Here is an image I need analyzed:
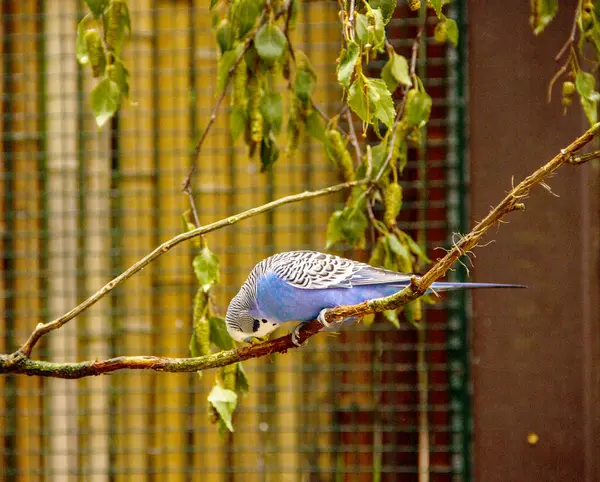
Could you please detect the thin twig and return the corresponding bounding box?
[16,179,369,358]
[3,124,599,377]
[346,108,362,161]
[555,4,580,63]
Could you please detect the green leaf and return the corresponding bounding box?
[230,0,263,39]
[210,0,221,10]
[230,105,247,142]
[85,0,108,17]
[76,17,92,65]
[216,20,234,53]
[355,13,369,46]
[576,71,600,125]
[381,52,411,92]
[401,232,431,263]
[260,132,280,172]
[90,78,121,127]
[576,71,600,100]
[429,0,443,18]
[326,205,368,249]
[337,41,360,89]
[236,363,250,396]
[445,18,459,47]
[530,0,558,35]
[305,111,326,142]
[108,60,130,98]
[193,247,220,292]
[348,78,369,123]
[255,23,287,63]
[371,8,386,52]
[383,309,400,328]
[403,300,422,327]
[368,78,395,128]
[384,233,412,273]
[260,92,283,133]
[207,385,238,432]
[217,46,241,94]
[368,0,396,25]
[209,316,234,350]
[294,69,316,103]
[580,96,598,125]
[386,233,409,259]
[326,211,345,249]
[405,88,432,128]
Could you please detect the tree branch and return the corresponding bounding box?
[16,179,368,358]
[3,124,599,378]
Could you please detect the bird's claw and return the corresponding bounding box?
[291,325,308,347]
[318,308,333,328]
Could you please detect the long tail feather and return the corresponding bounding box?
[429,282,526,292]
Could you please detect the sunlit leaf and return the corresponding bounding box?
[337,41,359,89]
[90,78,121,127]
[429,0,443,18]
[445,18,459,47]
[368,0,397,25]
[405,88,432,128]
[208,385,238,432]
[193,247,220,292]
[348,78,369,123]
[355,13,369,46]
[76,16,94,65]
[530,0,558,35]
[576,70,600,125]
[368,78,395,128]
[381,52,411,92]
[383,309,400,328]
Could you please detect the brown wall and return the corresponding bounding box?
[469,1,600,480]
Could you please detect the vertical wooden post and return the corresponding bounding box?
[45,0,79,479]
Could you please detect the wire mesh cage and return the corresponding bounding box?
[0,0,470,480]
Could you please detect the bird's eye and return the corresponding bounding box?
[252,319,260,333]
[261,318,268,323]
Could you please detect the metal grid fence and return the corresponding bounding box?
[0,1,469,480]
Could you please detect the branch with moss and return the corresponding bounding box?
[2,126,599,379]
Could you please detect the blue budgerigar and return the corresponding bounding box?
[225,250,524,345]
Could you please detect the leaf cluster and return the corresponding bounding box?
[76,0,132,126]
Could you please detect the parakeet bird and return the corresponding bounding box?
[225,250,524,345]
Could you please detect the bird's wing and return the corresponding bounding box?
[269,250,412,290]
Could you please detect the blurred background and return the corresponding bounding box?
[1,0,598,481]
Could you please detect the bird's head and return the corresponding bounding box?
[225,289,279,343]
